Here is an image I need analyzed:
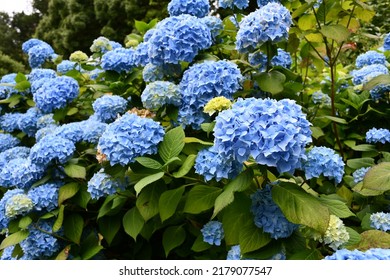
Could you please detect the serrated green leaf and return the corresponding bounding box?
[123,207,145,241]
[63,214,84,245]
[135,157,163,170]
[272,182,330,234]
[0,230,29,250]
[53,204,65,232]
[58,183,80,205]
[98,215,121,246]
[163,225,186,257]
[184,185,222,214]
[362,162,390,195]
[239,222,271,254]
[320,24,350,43]
[64,164,86,179]
[172,154,197,178]
[159,126,185,163]
[136,184,164,221]
[159,186,185,222]
[319,195,355,218]
[134,172,164,195]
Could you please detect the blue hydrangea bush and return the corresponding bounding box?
[0,0,390,260]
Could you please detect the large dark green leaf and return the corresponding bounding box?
[162,226,186,257]
[158,126,185,163]
[159,186,185,222]
[123,207,145,241]
[184,185,222,214]
[63,214,84,245]
[362,162,390,195]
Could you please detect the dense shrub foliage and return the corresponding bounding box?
[0,0,390,260]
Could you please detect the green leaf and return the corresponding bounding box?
[318,195,355,218]
[134,172,164,196]
[350,230,390,251]
[351,144,377,152]
[98,216,121,246]
[135,157,163,170]
[239,222,271,254]
[136,184,164,221]
[184,185,222,214]
[344,227,362,248]
[310,126,325,139]
[80,232,103,260]
[159,186,185,222]
[63,214,84,245]
[64,164,86,179]
[298,14,316,31]
[18,216,32,230]
[158,126,185,163]
[14,80,31,91]
[289,249,323,260]
[172,154,197,178]
[212,168,253,218]
[324,115,348,124]
[347,158,375,169]
[320,24,350,43]
[123,207,145,241]
[191,234,211,252]
[15,72,27,83]
[58,183,80,205]
[161,156,182,168]
[363,74,390,91]
[66,107,79,116]
[362,162,390,195]
[0,230,29,250]
[255,71,286,94]
[162,225,186,257]
[272,182,330,234]
[55,245,71,260]
[53,204,65,232]
[134,20,149,34]
[183,137,213,146]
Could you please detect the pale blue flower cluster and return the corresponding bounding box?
[101,48,136,73]
[90,36,122,54]
[81,118,108,144]
[236,3,292,53]
[141,81,181,111]
[57,60,80,74]
[325,248,390,260]
[352,167,370,184]
[147,14,212,65]
[248,48,292,70]
[53,122,85,143]
[0,133,20,153]
[366,128,390,144]
[133,42,150,67]
[28,68,57,84]
[18,107,43,137]
[0,158,45,189]
[142,63,182,83]
[200,16,223,40]
[98,113,165,166]
[350,64,388,86]
[20,220,61,259]
[226,245,241,260]
[87,169,122,199]
[201,221,224,246]
[28,182,61,212]
[0,189,25,231]
[22,39,56,69]
[0,112,22,132]
[312,91,331,106]
[29,134,76,167]
[355,51,387,69]
[251,185,298,239]
[213,98,312,174]
[92,95,128,123]
[370,212,390,232]
[0,73,19,99]
[383,33,390,51]
[0,146,30,169]
[194,147,242,181]
[33,76,79,113]
[257,0,279,6]
[218,0,249,10]
[303,146,345,183]
[168,0,210,17]
[178,60,243,129]
[4,193,33,218]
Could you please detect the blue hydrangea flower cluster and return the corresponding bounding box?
[53,122,84,143]
[33,76,79,113]
[90,36,122,54]
[168,0,210,17]
[0,189,25,231]
[22,39,56,69]
[36,113,56,129]
[325,248,390,260]
[92,95,128,123]
[178,60,243,129]
[98,113,165,166]
[87,169,122,199]
[141,81,181,111]
[226,245,241,260]
[0,246,20,260]
[257,0,279,6]
[383,33,390,51]
[248,48,292,70]
[0,133,20,153]
[200,221,224,246]
[0,112,22,132]
[28,68,57,84]
[302,146,345,183]
[0,158,45,189]
[312,91,331,106]
[194,147,242,182]
[29,134,76,167]
[355,51,387,69]
[0,73,19,99]
[28,182,61,212]
[370,212,390,232]
[142,63,182,83]
[213,98,312,174]
[80,118,108,144]
[0,146,30,169]
[101,48,136,73]
[4,193,34,219]
[352,167,371,184]
[18,107,43,137]
[366,128,390,144]
[219,0,249,9]
[133,42,150,67]
[146,14,212,65]
[350,64,388,86]
[35,125,58,142]
[57,60,80,74]
[236,3,292,53]
[200,16,223,40]
[251,185,298,239]
[19,220,61,259]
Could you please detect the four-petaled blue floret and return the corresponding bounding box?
[201,221,224,246]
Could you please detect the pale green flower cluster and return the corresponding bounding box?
[5,194,34,219]
[203,96,232,116]
[321,215,350,250]
[70,50,89,62]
